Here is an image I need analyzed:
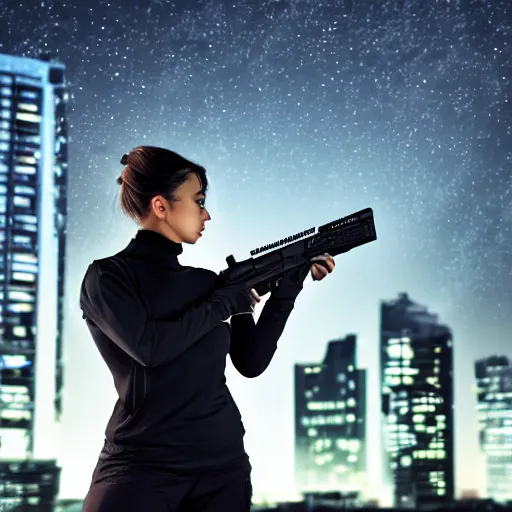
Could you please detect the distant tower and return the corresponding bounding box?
[380,293,454,509]
[0,52,68,511]
[295,334,367,498]
[475,356,512,503]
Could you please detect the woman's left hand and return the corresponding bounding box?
[310,253,336,281]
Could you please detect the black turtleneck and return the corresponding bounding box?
[79,229,300,478]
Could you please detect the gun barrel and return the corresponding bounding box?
[218,207,377,291]
[308,211,376,257]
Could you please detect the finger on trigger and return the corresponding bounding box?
[250,288,261,302]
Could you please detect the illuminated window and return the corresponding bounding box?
[387,344,402,359]
[15,112,41,123]
[400,455,412,467]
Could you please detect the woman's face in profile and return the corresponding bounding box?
[166,172,211,244]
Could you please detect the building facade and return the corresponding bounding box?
[475,356,512,503]
[0,52,68,510]
[380,293,454,509]
[295,334,366,497]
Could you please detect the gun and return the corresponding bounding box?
[218,207,377,296]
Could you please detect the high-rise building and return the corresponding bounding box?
[475,356,512,503]
[0,52,68,510]
[0,460,61,511]
[295,334,366,498]
[380,293,454,509]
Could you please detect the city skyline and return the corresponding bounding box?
[0,0,509,503]
[289,292,512,508]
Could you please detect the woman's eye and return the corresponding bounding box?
[197,199,205,209]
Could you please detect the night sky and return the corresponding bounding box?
[1,0,510,502]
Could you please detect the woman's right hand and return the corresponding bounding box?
[213,284,261,318]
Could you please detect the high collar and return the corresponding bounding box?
[123,229,183,263]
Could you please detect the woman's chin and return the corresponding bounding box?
[187,232,202,243]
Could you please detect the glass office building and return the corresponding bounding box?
[380,293,454,510]
[475,356,512,503]
[0,52,68,510]
[295,334,366,497]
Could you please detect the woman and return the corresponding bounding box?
[80,146,335,512]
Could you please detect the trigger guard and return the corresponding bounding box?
[254,280,272,296]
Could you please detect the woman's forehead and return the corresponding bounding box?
[184,172,205,194]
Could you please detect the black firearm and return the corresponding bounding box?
[218,207,377,296]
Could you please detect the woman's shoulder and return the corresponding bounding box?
[83,253,134,285]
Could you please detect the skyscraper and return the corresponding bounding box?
[380,293,454,509]
[475,356,512,503]
[0,52,68,510]
[294,334,367,498]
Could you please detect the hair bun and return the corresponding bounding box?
[120,154,129,165]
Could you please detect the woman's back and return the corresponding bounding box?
[80,229,250,475]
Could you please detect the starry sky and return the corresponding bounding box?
[1,0,511,503]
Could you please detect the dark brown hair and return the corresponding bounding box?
[117,146,208,224]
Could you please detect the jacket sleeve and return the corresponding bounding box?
[80,260,231,368]
[228,296,296,378]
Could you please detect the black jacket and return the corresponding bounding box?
[79,229,303,477]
